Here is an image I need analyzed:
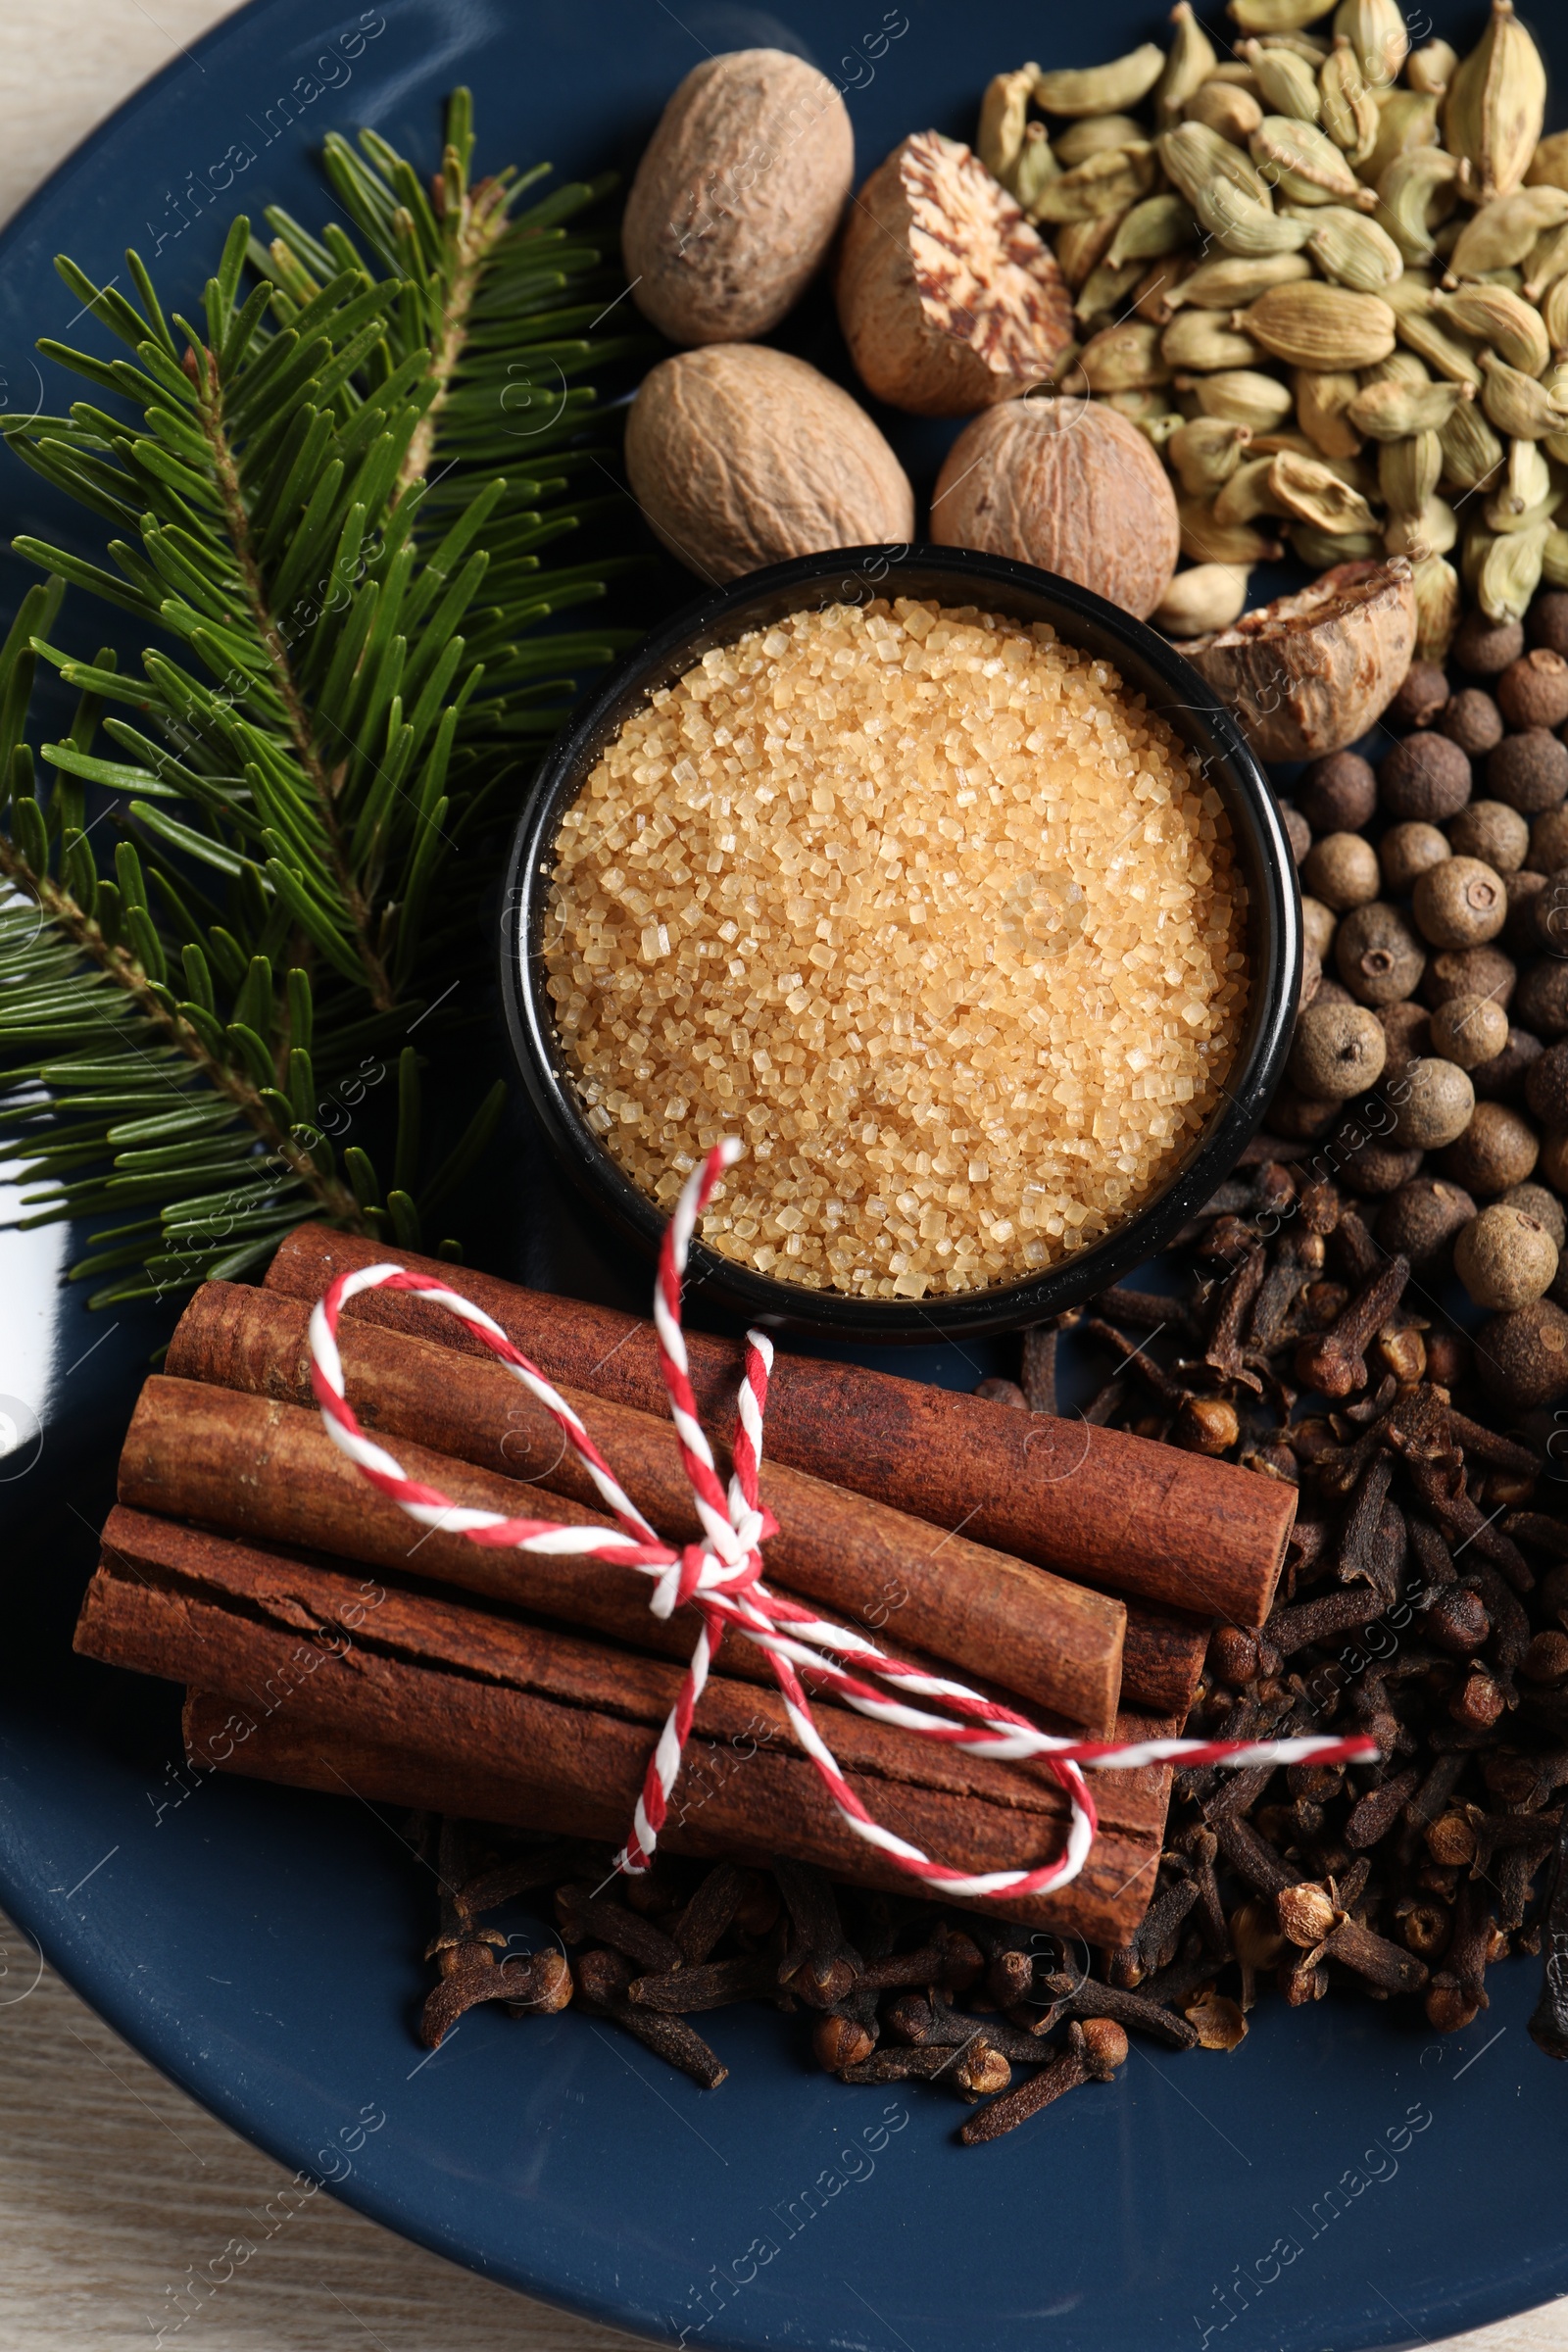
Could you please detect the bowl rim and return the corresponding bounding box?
[498,542,1301,1342]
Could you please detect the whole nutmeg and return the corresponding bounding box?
[1499,1180,1568,1250]
[1516,958,1568,1038]
[1388,659,1449,729]
[1478,1297,1568,1408]
[1298,750,1377,833]
[1422,944,1515,1010]
[1300,895,1337,963]
[1281,802,1311,866]
[1439,687,1504,759]
[1377,999,1431,1079]
[1488,728,1568,815]
[623,347,914,582]
[1526,1038,1568,1127]
[622,52,854,345]
[1503,868,1548,955]
[837,132,1075,416]
[1472,1022,1544,1101]
[1447,800,1529,874]
[1454,1202,1560,1309]
[1290,1001,1388,1099]
[1412,856,1507,950]
[1302,831,1380,911]
[1428,992,1510,1070]
[1441,1099,1539,1195]
[1497,649,1568,732]
[1376,1176,1475,1263]
[1379,730,1472,823]
[1336,902,1425,1005]
[1391,1056,1475,1150]
[1528,590,1568,658]
[1528,807,1568,872]
[931,398,1179,621]
[1452,610,1525,674]
[1380,821,1449,895]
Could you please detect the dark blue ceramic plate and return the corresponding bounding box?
[1,3,1564,2347]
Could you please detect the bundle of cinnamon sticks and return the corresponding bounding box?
[74,1230,1297,1943]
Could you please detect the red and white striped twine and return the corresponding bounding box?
[308,1139,1377,1901]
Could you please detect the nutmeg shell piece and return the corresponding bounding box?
[622,51,854,346]
[930,397,1179,620]
[836,131,1076,417]
[1179,559,1417,762]
[624,347,915,583]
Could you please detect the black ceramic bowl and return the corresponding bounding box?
[500,545,1300,1342]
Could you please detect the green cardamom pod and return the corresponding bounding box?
[1305,205,1404,291]
[1541,525,1568,588]
[1524,223,1568,303]
[1478,516,1550,619]
[1348,375,1469,437]
[1028,142,1158,223]
[1483,433,1553,522]
[1358,92,1439,193]
[1241,279,1396,366]
[1406,41,1458,99]
[1290,519,1383,565]
[1101,386,1178,421]
[1033,45,1165,118]
[1332,0,1408,88]
[1431,283,1549,375]
[1167,250,1313,309]
[1157,3,1220,130]
[1384,495,1458,559]
[1250,114,1368,205]
[1055,115,1149,168]
[1529,131,1568,197]
[1138,411,1186,452]
[1168,415,1253,493]
[1077,318,1174,392]
[1378,429,1443,515]
[1054,214,1121,289]
[1318,37,1379,164]
[1447,185,1568,278]
[1185,81,1265,143]
[1152,562,1253,637]
[977,64,1040,189]
[1162,310,1263,370]
[1241,39,1321,122]
[1190,368,1298,428]
[1160,123,1274,212]
[1106,193,1198,267]
[1479,349,1568,438]
[1439,393,1506,488]
[1443,0,1546,204]
[1461,514,1496,595]
[1411,552,1460,660]
[1269,448,1380,531]
[1177,490,1284,565]
[1295,366,1364,456]
[1542,274,1568,356]
[1213,453,1293,524]
[1228,0,1338,30]
[1075,257,1149,325]
[1012,123,1063,219]
[1195,182,1312,256]
[1392,291,1485,386]
[1377,147,1460,265]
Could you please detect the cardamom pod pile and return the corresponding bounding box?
[980,0,1568,644]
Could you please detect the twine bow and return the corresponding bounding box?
[309,1140,1378,1899]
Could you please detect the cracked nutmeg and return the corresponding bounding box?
[1181,558,1418,762]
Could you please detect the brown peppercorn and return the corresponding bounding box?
[813,2012,875,2072]
[1303,831,1380,911]
[1298,749,1377,833]
[1389,659,1450,729]
[1526,1039,1568,1127]
[1514,957,1568,1037]
[1528,590,1568,658]
[1412,857,1508,950]
[1281,802,1311,866]
[1528,808,1568,872]
[1426,1588,1490,1655]
[1489,728,1568,814]
[1499,1180,1567,1248]
[1448,800,1529,873]
[1503,868,1548,954]
[1380,821,1450,895]
[1078,2017,1130,2075]
[1441,1099,1539,1194]
[1471,1022,1544,1102]
[1522,1630,1568,1682]
[1376,999,1431,1078]
[1290,1000,1388,1099]
[1336,902,1426,1005]
[1425,1327,1470,1387]
[1173,1394,1241,1453]
[1454,1202,1559,1309]
[1497,649,1568,732]
[1453,610,1526,674]
[1428,992,1511,1070]
[1422,944,1516,1010]
[1449,1671,1506,1730]
[1440,688,1505,758]
[1380,731,1473,823]
[1375,1176,1475,1262]
[1392,1056,1475,1149]
[973,1376,1028,1408]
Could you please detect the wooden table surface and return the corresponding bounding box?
[0,7,1565,2348]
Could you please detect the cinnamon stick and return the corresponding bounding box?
[125,1357,1122,1734]
[75,1507,1163,1939]
[265,1225,1294,1625]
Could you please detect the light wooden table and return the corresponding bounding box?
[0,8,1565,2349]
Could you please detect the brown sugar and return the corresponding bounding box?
[543,598,1249,1298]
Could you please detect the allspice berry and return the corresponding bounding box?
[1376,1176,1475,1263]
[1439,688,1504,758]
[1428,992,1510,1070]
[1411,857,1507,949]
[1447,800,1529,873]
[1391,1056,1475,1150]
[1478,1297,1568,1408]
[1516,957,1568,1037]
[1503,868,1548,954]
[1542,1129,1568,1189]
[1281,803,1311,866]
[1488,728,1568,814]
[1472,1016,1543,1103]
[1497,649,1568,732]
[1298,751,1376,833]
[1532,869,1568,956]
[1380,821,1449,894]
[1300,895,1337,962]
[1336,902,1425,1005]
[1377,999,1430,1078]
[1269,1085,1342,1139]
[1525,1038,1568,1127]
[1528,807,1568,871]
[1499,1181,1568,1250]
[1337,1137,1422,1197]
[1452,610,1525,674]
[1454,1203,1559,1310]
[1388,659,1449,729]
[1442,1099,1539,1194]
[1528,590,1568,658]
[1422,944,1515,1009]
[1379,731,1472,823]
[1302,831,1380,911]
[1290,1001,1388,1099]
